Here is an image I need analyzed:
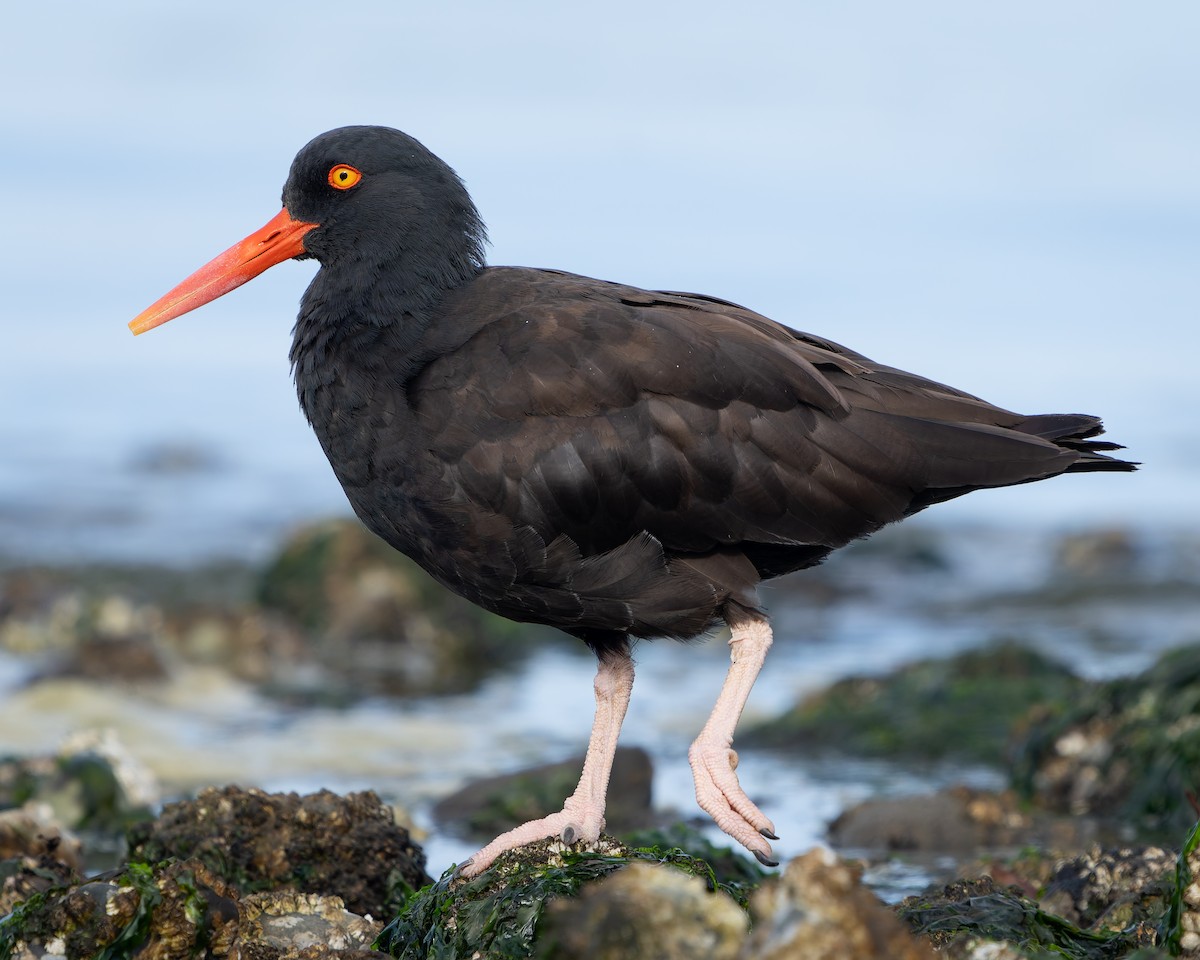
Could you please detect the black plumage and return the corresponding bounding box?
[283,128,1131,653]
[131,125,1135,872]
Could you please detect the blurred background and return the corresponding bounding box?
[1,1,1197,877]
[3,0,1196,562]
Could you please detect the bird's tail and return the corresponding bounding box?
[1009,413,1138,473]
[899,411,1136,515]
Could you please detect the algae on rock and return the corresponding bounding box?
[376,835,762,960]
[744,641,1083,765]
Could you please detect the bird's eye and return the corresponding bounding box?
[327,164,363,190]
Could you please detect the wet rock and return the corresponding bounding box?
[830,786,1113,879]
[0,560,299,691]
[235,951,389,960]
[0,733,157,836]
[745,641,1083,764]
[19,591,169,685]
[0,858,240,960]
[0,860,391,959]
[1014,643,1200,835]
[256,519,556,696]
[1162,820,1200,957]
[743,848,935,960]
[158,605,308,690]
[0,849,80,918]
[1037,845,1175,936]
[1054,528,1140,580]
[38,632,169,683]
[1,569,183,657]
[378,834,762,959]
[897,874,1165,959]
[0,809,84,920]
[0,804,82,870]
[233,891,386,959]
[537,860,747,959]
[432,746,655,841]
[829,787,1035,855]
[127,785,430,918]
[624,822,771,899]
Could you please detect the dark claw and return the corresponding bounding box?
[561,825,578,844]
[451,857,474,879]
[759,828,779,840]
[754,850,779,867]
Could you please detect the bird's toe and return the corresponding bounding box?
[452,857,475,879]
[690,739,778,861]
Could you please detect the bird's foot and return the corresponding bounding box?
[688,739,778,866]
[457,796,607,879]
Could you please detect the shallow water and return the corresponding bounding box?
[0,618,1007,875]
[1,518,1194,889]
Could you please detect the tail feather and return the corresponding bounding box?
[1011,413,1138,473]
[902,411,1136,515]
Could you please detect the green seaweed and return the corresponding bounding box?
[0,860,224,960]
[745,641,1083,765]
[93,862,164,960]
[1159,817,1200,956]
[0,888,51,960]
[375,838,765,959]
[1014,645,1200,835]
[623,823,769,907]
[899,877,1164,959]
[0,752,154,839]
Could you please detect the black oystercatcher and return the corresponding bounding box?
[130,125,1134,874]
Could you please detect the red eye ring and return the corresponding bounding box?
[328,164,363,190]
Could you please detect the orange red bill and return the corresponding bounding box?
[129,207,317,335]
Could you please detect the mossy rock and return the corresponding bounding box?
[126,786,429,919]
[0,859,239,960]
[0,752,154,836]
[1014,644,1200,836]
[376,834,767,959]
[897,876,1165,959]
[623,823,770,902]
[0,860,389,959]
[256,519,557,695]
[433,747,654,842]
[743,641,1084,765]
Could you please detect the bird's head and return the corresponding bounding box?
[129,125,486,335]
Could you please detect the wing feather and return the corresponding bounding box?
[397,266,1126,625]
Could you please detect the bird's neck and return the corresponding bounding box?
[289,175,488,391]
[290,244,482,405]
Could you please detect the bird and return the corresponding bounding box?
[129,125,1135,876]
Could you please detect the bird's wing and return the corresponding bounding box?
[410,269,1079,570]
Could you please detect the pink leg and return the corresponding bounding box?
[688,613,778,865]
[460,647,635,877]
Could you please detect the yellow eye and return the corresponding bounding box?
[328,164,363,190]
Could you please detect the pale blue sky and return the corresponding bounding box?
[2,2,1196,559]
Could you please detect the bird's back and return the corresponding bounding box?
[296,265,1132,649]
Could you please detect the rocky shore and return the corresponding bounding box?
[2,519,1199,957]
